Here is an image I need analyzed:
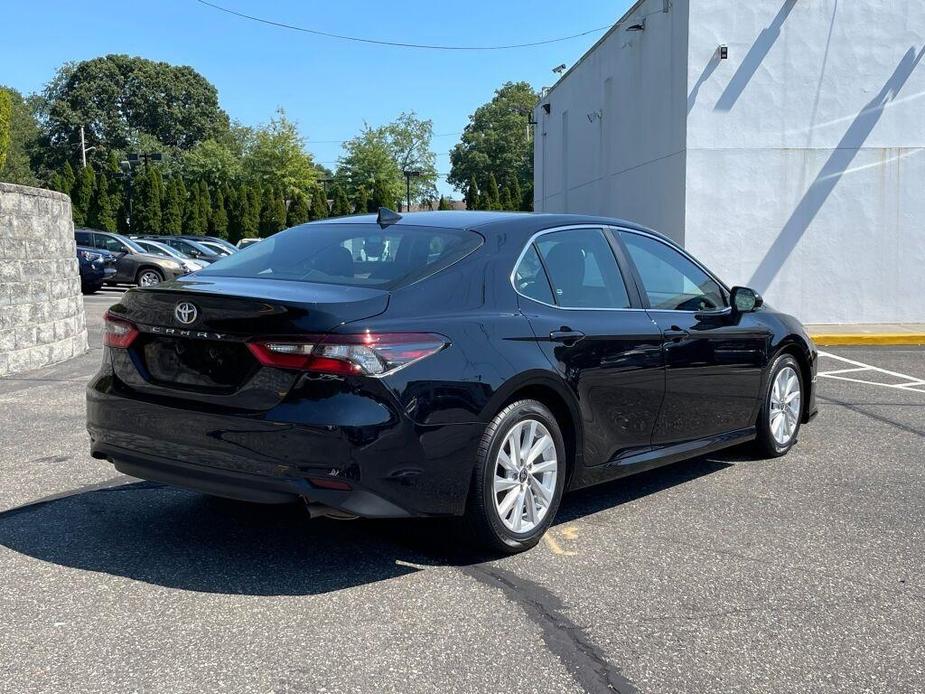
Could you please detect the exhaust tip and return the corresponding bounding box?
[303,501,358,521]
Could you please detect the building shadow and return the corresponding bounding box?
[0,458,733,596]
[688,52,722,114]
[748,46,925,292]
[715,0,798,112]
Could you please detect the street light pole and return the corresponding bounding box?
[403,170,421,212]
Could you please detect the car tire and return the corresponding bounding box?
[754,353,804,458]
[81,283,102,295]
[461,399,567,554]
[136,268,164,287]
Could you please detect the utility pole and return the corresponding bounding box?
[402,170,421,212]
[78,126,96,168]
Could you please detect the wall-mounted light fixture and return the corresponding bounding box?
[719,44,729,60]
[542,103,551,115]
[587,110,602,123]
[626,19,646,32]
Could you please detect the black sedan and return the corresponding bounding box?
[87,210,817,553]
[76,246,116,294]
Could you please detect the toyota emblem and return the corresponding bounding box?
[175,302,198,325]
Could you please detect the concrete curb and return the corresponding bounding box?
[809,333,925,346]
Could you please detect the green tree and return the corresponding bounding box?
[353,186,369,214]
[195,179,211,235]
[286,191,310,227]
[382,112,438,206]
[162,178,184,235]
[243,109,316,197]
[178,138,241,190]
[449,81,537,203]
[486,173,502,210]
[0,89,10,173]
[465,176,479,210]
[87,172,117,231]
[60,161,77,197]
[38,55,229,172]
[242,185,261,238]
[437,195,452,211]
[71,164,96,225]
[310,185,328,220]
[0,87,40,185]
[259,187,286,236]
[210,188,228,238]
[183,181,202,234]
[499,185,513,211]
[331,184,351,216]
[336,125,403,208]
[133,167,162,234]
[509,177,523,211]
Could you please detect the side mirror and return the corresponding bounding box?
[731,286,763,313]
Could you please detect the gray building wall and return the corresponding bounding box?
[534,0,925,324]
[0,183,88,377]
[535,0,690,243]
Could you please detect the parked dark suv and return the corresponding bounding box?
[76,246,116,294]
[75,229,186,286]
[87,211,817,553]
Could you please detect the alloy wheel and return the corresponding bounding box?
[139,271,161,287]
[493,418,558,533]
[769,365,801,446]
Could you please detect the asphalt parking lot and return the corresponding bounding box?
[1,291,923,693]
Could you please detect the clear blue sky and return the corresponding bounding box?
[1,0,630,196]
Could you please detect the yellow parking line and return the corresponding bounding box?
[810,333,925,346]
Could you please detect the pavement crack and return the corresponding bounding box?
[460,563,637,694]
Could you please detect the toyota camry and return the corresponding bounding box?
[87,210,817,553]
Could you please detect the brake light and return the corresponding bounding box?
[247,332,448,376]
[103,310,139,348]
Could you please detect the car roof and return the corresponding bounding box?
[314,211,674,245]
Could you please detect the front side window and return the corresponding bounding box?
[620,232,726,311]
[96,235,126,254]
[198,224,483,289]
[75,231,91,246]
[533,228,631,309]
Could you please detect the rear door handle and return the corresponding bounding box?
[663,325,690,342]
[549,330,585,345]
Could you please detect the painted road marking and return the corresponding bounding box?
[818,351,925,393]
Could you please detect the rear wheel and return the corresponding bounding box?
[754,354,804,457]
[81,283,102,295]
[137,268,164,287]
[462,400,566,554]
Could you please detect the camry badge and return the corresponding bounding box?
[175,302,198,325]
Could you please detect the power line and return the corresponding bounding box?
[310,132,460,144]
[194,0,613,51]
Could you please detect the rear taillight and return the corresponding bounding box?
[247,332,448,377]
[103,310,139,349]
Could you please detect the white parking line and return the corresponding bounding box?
[818,351,925,393]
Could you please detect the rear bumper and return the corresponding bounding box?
[87,366,483,518]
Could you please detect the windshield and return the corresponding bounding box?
[142,241,187,259]
[198,223,483,289]
[117,235,147,253]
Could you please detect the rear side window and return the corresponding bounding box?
[198,224,483,289]
[513,245,555,305]
[533,228,631,309]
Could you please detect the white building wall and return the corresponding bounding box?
[534,0,925,324]
[685,0,925,324]
[535,0,690,243]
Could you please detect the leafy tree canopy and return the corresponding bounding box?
[242,108,317,197]
[448,81,537,200]
[0,87,41,185]
[38,55,229,171]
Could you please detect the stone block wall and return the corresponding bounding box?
[0,182,88,377]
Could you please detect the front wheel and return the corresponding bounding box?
[462,400,567,554]
[136,268,164,287]
[754,354,804,457]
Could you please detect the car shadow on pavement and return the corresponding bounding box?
[0,458,733,596]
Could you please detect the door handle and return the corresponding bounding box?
[663,325,690,342]
[549,329,585,345]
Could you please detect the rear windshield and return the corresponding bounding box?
[198,223,483,289]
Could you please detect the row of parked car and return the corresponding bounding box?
[75,229,261,293]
